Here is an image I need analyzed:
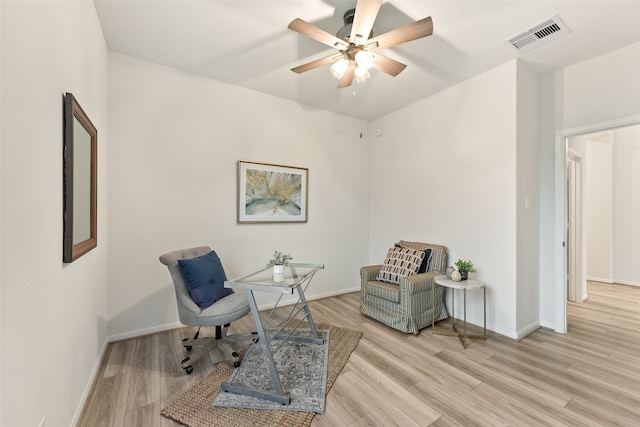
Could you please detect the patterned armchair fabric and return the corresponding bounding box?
[360,241,449,334]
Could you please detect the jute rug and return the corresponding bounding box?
[213,328,330,413]
[161,324,362,427]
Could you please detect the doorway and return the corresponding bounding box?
[554,115,640,334]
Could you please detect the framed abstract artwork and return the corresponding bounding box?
[237,161,308,223]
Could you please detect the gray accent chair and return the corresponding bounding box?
[360,240,449,334]
[159,246,252,374]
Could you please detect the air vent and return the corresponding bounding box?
[505,15,570,53]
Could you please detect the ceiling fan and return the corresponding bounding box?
[288,0,433,88]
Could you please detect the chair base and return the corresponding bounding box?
[180,326,255,374]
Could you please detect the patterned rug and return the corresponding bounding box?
[160,324,362,427]
[214,328,329,412]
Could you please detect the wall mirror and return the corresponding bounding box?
[63,92,97,263]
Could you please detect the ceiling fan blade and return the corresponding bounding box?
[368,16,433,51]
[288,18,349,50]
[291,54,341,74]
[371,53,407,77]
[350,0,382,44]
[337,66,355,88]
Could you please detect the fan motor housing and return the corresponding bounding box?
[336,8,373,42]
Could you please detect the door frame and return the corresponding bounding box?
[566,151,584,303]
[554,114,640,333]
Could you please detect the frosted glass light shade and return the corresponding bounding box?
[330,58,349,79]
[354,66,370,83]
[355,50,374,70]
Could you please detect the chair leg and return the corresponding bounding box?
[179,326,250,374]
[181,326,202,352]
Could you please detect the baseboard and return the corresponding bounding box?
[107,321,183,342]
[71,338,109,426]
[587,278,640,287]
[516,321,541,340]
[539,320,556,331]
[587,276,613,284]
[613,279,640,287]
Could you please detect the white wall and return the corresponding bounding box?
[537,73,558,328]
[579,126,640,286]
[584,134,613,282]
[516,62,540,333]
[107,53,370,338]
[539,42,640,329]
[0,1,109,426]
[368,61,519,338]
[613,125,640,285]
[559,42,640,130]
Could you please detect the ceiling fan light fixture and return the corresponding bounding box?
[330,57,350,79]
[355,50,374,70]
[288,3,434,89]
[354,66,370,84]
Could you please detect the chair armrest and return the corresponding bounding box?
[360,265,382,293]
[398,270,441,294]
[361,265,382,281]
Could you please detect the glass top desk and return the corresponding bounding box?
[221,263,324,404]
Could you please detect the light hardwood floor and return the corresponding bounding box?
[78,281,640,426]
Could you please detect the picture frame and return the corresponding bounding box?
[63,92,97,263]
[237,161,308,223]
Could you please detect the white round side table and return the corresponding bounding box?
[432,275,487,349]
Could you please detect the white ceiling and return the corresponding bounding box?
[95,0,640,121]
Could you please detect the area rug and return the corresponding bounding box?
[213,328,329,413]
[160,324,362,427]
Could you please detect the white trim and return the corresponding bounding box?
[539,320,556,330]
[586,276,613,284]
[516,321,541,340]
[560,114,640,137]
[554,114,640,334]
[614,279,640,288]
[554,131,568,333]
[108,321,183,342]
[70,339,109,426]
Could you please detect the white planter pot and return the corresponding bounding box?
[273,265,285,281]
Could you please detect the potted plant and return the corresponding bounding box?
[267,251,292,275]
[454,259,475,280]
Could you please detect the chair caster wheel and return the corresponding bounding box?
[184,366,193,375]
[182,338,192,352]
[233,361,241,368]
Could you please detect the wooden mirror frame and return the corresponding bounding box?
[63,93,97,263]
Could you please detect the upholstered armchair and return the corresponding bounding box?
[360,240,449,334]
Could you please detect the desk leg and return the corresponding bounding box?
[296,285,322,344]
[220,289,289,404]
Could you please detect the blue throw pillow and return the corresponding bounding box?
[178,250,233,309]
